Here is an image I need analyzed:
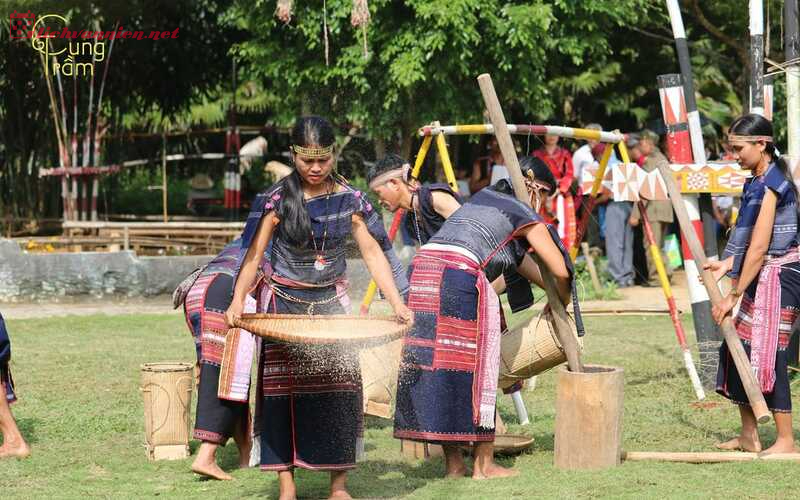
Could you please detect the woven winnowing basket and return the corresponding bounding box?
[234,313,410,346]
[499,311,582,389]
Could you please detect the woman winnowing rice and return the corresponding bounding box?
[705,113,800,455]
[393,158,579,479]
[225,116,412,500]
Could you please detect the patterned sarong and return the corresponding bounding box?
[745,247,800,393]
[394,245,502,442]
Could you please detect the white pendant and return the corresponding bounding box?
[314,256,327,271]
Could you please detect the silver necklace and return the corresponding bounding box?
[411,192,423,245]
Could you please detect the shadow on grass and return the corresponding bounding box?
[15,417,39,445]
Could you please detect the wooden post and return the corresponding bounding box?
[656,162,770,423]
[580,242,602,293]
[554,365,624,469]
[123,225,130,251]
[477,73,583,373]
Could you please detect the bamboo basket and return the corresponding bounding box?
[360,339,403,418]
[235,313,410,346]
[140,362,194,461]
[499,311,582,389]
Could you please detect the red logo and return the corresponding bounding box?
[9,10,35,39]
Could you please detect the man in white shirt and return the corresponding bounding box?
[571,123,602,187]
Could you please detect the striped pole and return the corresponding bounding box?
[419,123,624,144]
[641,202,705,399]
[616,140,705,399]
[665,0,706,165]
[763,73,775,122]
[658,77,721,390]
[663,2,722,390]
[657,74,693,163]
[749,0,765,116]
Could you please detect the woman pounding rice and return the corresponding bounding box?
[366,153,462,244]
[705,114,800,454]
[225,116,412,500]
[393,157,576,479]
[174,239,270,480]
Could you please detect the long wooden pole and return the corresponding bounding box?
[656,162,770,423]
[477,73,583,373]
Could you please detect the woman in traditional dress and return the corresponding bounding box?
[174,240,270,479]
[393,157,577,479]
[533,134,577,249]
[367,153,462,245]
[0,313,29,459]
[706,114,800,454]
[225,116,412,500]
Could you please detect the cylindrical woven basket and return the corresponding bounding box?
[140,362,194,450]
[234,313,410,346]
[499,311,581,389]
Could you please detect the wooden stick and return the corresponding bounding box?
[477,73,583,372]
[656,162,770,423]
[622,451,757,463]
[580,242,602,292]
[623,450,800,463]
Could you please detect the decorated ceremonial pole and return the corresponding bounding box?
[477,73,583,373]
[749,0,765,116]
[663,0,722,389]
[656,161,770,423]
[658,75,721,388]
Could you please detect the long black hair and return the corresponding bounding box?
[279,115,336,246]
[728,113,799,207]
[491,156,556,196]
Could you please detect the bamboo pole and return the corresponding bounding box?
[623,451,800,463]
[655,161,770,423]
[477,73,583,373]
[580,242,602,293]
[419,124,624,144]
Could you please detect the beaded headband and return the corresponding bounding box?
[291,144,334,158]
[368,164,411,190]
[727,134,773,143]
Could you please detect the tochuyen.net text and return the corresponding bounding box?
[18,26,180,40]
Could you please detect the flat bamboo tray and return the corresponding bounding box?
[461,434,534,455]
[235,313,411,346]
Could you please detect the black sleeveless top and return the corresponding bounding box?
[404,183,462,244]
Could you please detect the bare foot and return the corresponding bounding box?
[715,434,762,453]
[0,443,31,459]
[328,489,352,499]
[472,462,519,480]
[191,458,233,480]
[759,440,798,456]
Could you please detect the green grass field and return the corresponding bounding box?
[0,312,798,499]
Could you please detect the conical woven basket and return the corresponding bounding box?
[234,313,411,346]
